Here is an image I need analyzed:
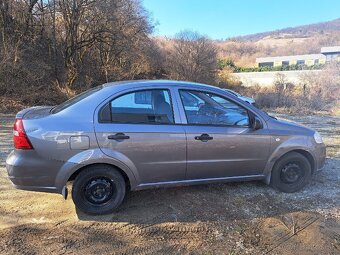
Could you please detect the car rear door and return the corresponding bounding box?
[176,89,270,180]
[94,87,186,185]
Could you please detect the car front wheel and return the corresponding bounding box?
[72,165,126,215]
[270,152,312,193]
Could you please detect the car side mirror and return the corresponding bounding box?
[252,116,263,130]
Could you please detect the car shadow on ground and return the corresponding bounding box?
[75,158,340,225]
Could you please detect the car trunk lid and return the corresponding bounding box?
[16,106,53,119]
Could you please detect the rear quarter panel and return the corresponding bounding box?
[21,86,139,192]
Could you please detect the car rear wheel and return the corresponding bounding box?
[72,165,126,215]
[270,152,312,193]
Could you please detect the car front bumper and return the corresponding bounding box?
[314,143,326,171]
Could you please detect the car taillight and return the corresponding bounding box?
[13,118,33,150]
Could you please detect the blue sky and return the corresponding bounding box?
[143,0,340,39]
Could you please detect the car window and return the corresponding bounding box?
[51,86,102,114]
[179,90,249,126]
[100,89,174,124]
[180,91,204,109]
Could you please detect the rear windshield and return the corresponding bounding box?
[51,86,102,114]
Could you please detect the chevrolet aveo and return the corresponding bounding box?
[6,80,326,215]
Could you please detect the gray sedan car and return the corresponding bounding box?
[6,80,326,214]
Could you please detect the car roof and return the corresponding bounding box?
[102,79,220,91]
[60,79,269,122]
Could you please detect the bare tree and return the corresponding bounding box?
[57,0,97,88]
[94,0,154,82]
[0,0,158,107]
[166,30,217,83]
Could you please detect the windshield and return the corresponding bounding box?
[51,86,102,114]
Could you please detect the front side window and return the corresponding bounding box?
[180,90,249,126]
[100,89,174,124]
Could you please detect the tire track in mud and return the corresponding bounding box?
[0,221,240,254]
[67,221,218,245]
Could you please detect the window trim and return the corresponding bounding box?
[178,89,252,128]
[98,88,176,125]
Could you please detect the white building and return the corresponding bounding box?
[256,46,340,67]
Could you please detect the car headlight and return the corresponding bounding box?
[314,131,323,144]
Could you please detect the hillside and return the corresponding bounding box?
[235,18,340,42]
[216,18,340,67]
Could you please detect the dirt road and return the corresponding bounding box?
[0,114,339,255]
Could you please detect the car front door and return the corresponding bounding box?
[94,88,186,185]
[177,89,270,180]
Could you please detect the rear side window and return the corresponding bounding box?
[51,86,102,114]
[99,89,174,124]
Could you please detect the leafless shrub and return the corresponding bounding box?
[165,30,218,84]
[299,63,340,111]
[216,69,243,88]
[273,73,295,107]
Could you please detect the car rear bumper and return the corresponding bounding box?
[6,150,63,194]
[10,183,59,193]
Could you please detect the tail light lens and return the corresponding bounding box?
[13,118,33,150]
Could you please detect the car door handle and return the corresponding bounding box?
[195,134,213,141]
[107,133,130,140]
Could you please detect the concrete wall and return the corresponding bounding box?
[232,70,322,87]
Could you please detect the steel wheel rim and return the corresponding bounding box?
[280,163,303,184]
[83,177,115,205]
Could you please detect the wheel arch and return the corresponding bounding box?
[68,163,132,190]
[264,149,316,184]
[291,149,315,172]
[55,156,138,194]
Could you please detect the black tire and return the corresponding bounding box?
[72,165,126,215]
[270,152,311,193]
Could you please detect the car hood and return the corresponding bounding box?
[267,117,315,136]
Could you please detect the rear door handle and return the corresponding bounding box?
[107,133,130,140]
[195,133,213,141]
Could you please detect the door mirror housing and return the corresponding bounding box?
[251,116,263,130]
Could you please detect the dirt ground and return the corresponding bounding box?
[0,113,339,255]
